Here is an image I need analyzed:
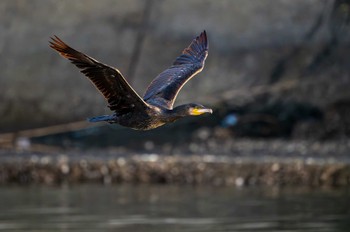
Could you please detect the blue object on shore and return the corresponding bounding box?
[222,113,238,127]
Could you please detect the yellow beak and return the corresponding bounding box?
[191,108,213,115]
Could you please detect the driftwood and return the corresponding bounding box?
[0,120,94,150]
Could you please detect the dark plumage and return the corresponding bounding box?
[49,31,212,130]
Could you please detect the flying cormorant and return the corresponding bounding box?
[49,31,212,130]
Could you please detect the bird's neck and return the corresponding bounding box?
[149,104,189,123]
[167,105,190,118]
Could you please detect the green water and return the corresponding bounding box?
[0,185,349,232]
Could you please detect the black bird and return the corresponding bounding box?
[49,31,212,130]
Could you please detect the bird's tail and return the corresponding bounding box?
[88,115,115,123]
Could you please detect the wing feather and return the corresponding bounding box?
[143,31,208,109]
[49,36,147,114]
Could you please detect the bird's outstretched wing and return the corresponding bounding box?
[49,36,147,115]
[143,31,208,109]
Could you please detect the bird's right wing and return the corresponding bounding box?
[143,31,208,109]
[49,36,148,114]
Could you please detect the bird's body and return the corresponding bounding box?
[90,106,172,130]
[50,31,212,130]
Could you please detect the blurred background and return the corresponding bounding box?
[1,0,350,140]
[1,0,350,231]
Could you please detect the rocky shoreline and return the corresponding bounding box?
[1,138,350,187]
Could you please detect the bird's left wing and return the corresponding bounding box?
[49,36,148,114]
[143,31,208,109]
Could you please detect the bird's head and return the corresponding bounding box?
[173,103,213,117]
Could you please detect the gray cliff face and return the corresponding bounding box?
[1,0,349,131]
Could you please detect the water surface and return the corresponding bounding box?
[0,185,349,231]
